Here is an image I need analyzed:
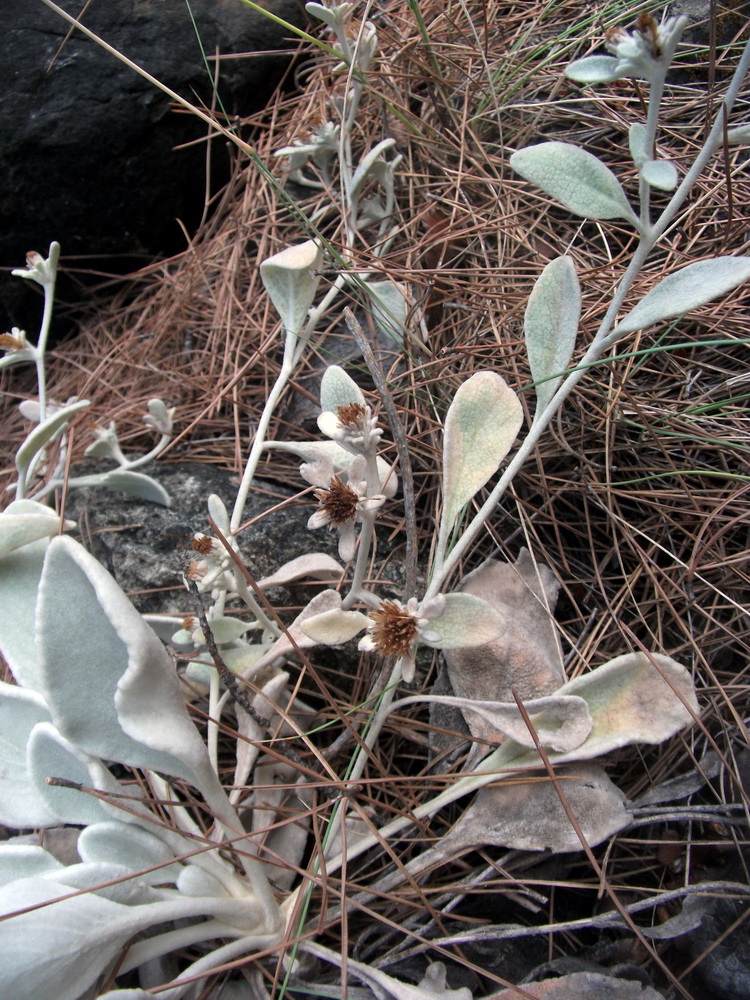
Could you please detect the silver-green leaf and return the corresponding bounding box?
[260,241,322,336]
[441,371,523,538]
[510,142,639,225]
[612,256,750,336]
[565,55,622,84]
[524,256,580,418]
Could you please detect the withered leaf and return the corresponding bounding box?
[444,549,564,743]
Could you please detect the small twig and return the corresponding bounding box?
[344,306,418,599]
[186,577,267,724]
[186,578,341,799]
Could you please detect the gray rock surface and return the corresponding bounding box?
[64,460,338,615]
[2,0,308,335]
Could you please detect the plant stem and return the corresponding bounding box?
[423,34,750,602]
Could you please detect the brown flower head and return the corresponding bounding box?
[317,402,382,455]
[306,454,385,561]
[365,600,420,657]
[0,332,27,352]
[359,595,446,682]
[313,475,360,526]
[191,534,214,555]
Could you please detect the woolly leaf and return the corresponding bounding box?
[426,593,507,650]
[350,138,397,201]
[0,503,63,689]
[613,257,750,335]
[0,504,74,561]
[15,399,91,486]
[260,240,322,335]
[510,142,639,225]
[301,606,370,645]
[641,158,678,191]
[78,822,182,885]
[95,470,171,507]
[0,846,64,889]
[27,723,110,826]
[628,123,648,165]
[524,256,580,417]
[320,365,366,412]
[410,691,591,752]
[441,371,522,537]
[258,552,343,589]
[365,279,408,346]
[0,682,57,828]
[37,536,212,784]
[207,493,230,535]
[565,55,622,83]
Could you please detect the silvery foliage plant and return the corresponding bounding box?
[0,7,748,999]
[0,244,174,508]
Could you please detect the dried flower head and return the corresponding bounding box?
[307,456,386,561]
[317,402,382,455]
[186,560,205,581]
[313,475,360,526]
[337,402,368,428]
[604,13,684,81]
[359,595,446,682]
[365,600,420,657]
[191,534,214,555]
[0,331,27,352]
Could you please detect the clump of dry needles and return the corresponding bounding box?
[2,2,750,999]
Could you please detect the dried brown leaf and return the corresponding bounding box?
[444,549,564,742]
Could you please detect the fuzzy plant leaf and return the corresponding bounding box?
[264,440,398,498]
[305,2,351,29]
[0,501,74,561]
[77,821,183,885]
[207,492,231,535]
[612,256,750,336]
[443,762,632,854]
[0,682,57,829]
[484,971,666,999]
[641,158,678,191]
[524,256,580,417]
[407,691,592,752]
[248,588,344,673]
[565,54,622,83]
[26,723,110,826]
[301,605,371,645]
[0,846,64,888]
[37,535,213,784]
[260,240,323,336]
[628,123,648,165]
[441,371,523,538]
[15,399,91,486]
[257,552,343,590]
[364,279,408,346]
[94,470,171,507]
[350,138,397,201]
[0,877,133,1000]
[510,142,639,225]
[320,364,366,411]
[443,551,566,744]
[0,502,68,690]
[426,592,507,649]
[96,992,155,1000]
[0,871,247,1000]
[191,616,251,645]
[473,651,698,783]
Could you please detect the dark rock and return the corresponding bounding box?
[1,0,308,337]
[64,460,339,615]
